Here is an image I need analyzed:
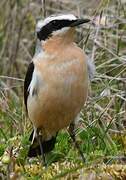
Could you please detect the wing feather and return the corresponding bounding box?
[24,62,34,112]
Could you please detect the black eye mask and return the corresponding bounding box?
[37,19,76,41]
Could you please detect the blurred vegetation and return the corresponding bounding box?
[0,0,126,179]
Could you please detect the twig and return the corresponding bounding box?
[0,75,24,81]
[41,0,46,18]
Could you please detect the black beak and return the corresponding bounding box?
[70,18,90,27]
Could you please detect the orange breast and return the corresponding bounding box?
[27,43,88,139]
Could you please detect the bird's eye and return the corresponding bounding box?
[52,20,57,25]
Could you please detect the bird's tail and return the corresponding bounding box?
[28,130,57,157]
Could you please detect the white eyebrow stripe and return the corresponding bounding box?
[36,14,77,32]
[45,14,77,23]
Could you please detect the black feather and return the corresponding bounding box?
[28,130,57,157]
[24,62,34,112]
[37,19,76,41]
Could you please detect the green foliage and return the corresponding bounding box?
[0,144,6,157]
[17,134,30,165]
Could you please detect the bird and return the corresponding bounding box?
[24,14,91,166]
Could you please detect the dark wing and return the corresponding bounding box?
[28,130,57,157]
[24,62,34,112]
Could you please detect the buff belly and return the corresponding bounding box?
[28,85,87,137]
[27,51,88,138]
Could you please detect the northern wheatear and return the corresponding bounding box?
[24,14,91,165]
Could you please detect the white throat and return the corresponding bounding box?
[52,27,70,36]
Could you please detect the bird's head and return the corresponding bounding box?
[36,14,90,42]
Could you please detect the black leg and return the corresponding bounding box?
[69,122,85,163]
[36,129,47,167]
